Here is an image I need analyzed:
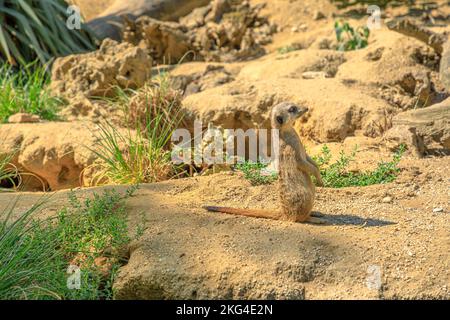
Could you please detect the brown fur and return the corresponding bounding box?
[204,102,324,223]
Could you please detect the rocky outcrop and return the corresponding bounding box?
[51,39,152,100]
[173,28,447,143]
[123,18,191,64]
[123,0,275,63]
[87,0,210,41]
[0,122,99,190]
[386,97,450,155]
[441,41,450,91]
[50,39,153,122]
[386,18,449,92]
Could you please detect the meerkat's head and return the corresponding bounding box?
[271,102,308,129]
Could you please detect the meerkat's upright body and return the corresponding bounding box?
[274,102,321,222]
[205,102,324,223]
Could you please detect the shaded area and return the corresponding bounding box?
[313,211,396,227]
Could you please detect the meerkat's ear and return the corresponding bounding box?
[276,116,284,125]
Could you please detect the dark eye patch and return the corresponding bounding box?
[288,106,298,113]
[276,116,284,125]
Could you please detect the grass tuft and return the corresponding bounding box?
[0,187,137,300]
[235,145,406,188]
[0,62,63,122]
[87,75,185,186]
[0,149,17,189]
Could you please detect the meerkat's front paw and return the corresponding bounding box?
[316,176,324,187]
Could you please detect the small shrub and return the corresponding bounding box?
[0,188,135,300]
[55,189,131,300]
[235,161,278,186]
[88,118,183,186]
[334,20,370,51]
[313,144,406,188]
[0,62,63,122]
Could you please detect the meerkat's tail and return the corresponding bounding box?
[203,206,282,220]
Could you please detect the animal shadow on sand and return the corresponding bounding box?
[312,212,396,227]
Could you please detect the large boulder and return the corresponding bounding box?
[87,0,210,41]
[385,97,450,155]
[0,122,99,190]
[440,40,450,91]
[180,57,395,142]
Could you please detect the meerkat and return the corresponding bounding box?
[204,102,325,224]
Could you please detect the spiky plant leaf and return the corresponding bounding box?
[0,0,96,67]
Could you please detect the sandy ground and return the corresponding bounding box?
[2,154,448,299]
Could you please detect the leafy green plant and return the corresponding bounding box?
[312,144,406,188]
[0,62,63,121]
[0,0,96,67]
[235,161,278,186]
[55,189,131,300]
[0,188,135,300]
[334,21,370,51]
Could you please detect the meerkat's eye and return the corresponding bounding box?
[276,116,284,125]
[288,106,298,113]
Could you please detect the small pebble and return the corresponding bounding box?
[382,196,393,203]
[299,24,308,31]
[432,207,443,213]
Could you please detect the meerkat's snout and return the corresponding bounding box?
[272,102,310,128]
[302,106,309,113]
[289,104,308,115]
[287,104,308,120]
